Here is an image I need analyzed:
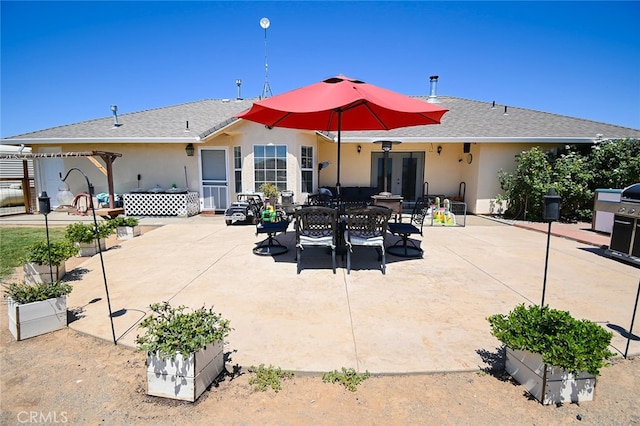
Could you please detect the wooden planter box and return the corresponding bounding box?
[23,262,66,284]
[7,296,68,340]
[146,341,225,402]
[116,225,140,240]
[75,238,106,257]
[505,348,596,405]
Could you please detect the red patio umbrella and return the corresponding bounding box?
[236,75,448,193]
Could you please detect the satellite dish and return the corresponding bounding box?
[260,17,270,29]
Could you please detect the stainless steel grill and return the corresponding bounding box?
[604,183,640,266]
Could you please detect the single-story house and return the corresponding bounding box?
[2,80,640,215]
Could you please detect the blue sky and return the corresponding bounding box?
[1,1,639,138]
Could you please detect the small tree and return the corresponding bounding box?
[498,147,552,221]
[550,146,593,222]
[588,138,640,189]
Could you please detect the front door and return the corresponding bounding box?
[371,151,424,202]
[36,147,64,208]
[200,149,228,212]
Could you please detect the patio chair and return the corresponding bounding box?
[253,215,290,256]
[387,197,429,258]
[295,206,338,274]
[344,206,392,274]
[306,193,335,207]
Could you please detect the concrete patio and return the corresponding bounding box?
[2,213,639,374]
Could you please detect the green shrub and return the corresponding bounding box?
[108,216,139,227]
[487,304,615,376]
[23,239,79,265]
[65,221,114,243]
[136,302,231,359]
[248,364,294,393]
[4,281,73,304]
[322,367,370,392]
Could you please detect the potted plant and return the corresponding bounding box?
[259,183,280,206]
[4,281,73,340]
[23,239,79,284]
[109,216,141,240]
[135,302,231,402]
[65,221,114,257]
[487,304,615,405]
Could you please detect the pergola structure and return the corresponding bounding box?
[0,151,122,214]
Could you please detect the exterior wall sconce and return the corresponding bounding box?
[357,145,362,154]
[437,145,443,155]
[185,143,195,157]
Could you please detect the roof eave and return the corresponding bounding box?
[0,137,202,145]
[339,136,599,144]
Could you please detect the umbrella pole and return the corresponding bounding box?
[336,111,342,197]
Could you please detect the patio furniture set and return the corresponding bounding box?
[252,197,432,274]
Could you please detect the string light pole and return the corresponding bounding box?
[540,187,561,308]
[58,168,117,345]
[37,191,54,283]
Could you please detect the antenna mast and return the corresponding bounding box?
[260,17,272,99]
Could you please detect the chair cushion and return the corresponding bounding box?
[388,223,419,235]
[345,231,384,247]
[298,235,334,247]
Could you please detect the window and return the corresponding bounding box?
[233,146,242,193]
[301,146,313,193]
[254,145,287,191]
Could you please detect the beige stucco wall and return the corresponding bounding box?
[28,134,567,215]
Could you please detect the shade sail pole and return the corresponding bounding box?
[336,110,342,196]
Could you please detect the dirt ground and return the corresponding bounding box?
[1,228,639,425]
[1,320,639,426]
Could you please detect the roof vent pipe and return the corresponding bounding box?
[427,75,440,104]
[110,105,121,127]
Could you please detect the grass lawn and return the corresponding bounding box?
[0,227,67,280]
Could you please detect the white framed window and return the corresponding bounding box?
[301,145,313,193]
[233,146,242,193]
[254,144,287,191]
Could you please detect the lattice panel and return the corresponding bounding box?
[123,192,201,217]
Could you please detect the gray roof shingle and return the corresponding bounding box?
[4,96,639,143]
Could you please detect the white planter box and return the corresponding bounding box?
[146,340,225,402]
[505,348,596,405]
[7,296,67,340]
[23,262,66,284]
[75,238,106,257]
[116,225,140,240]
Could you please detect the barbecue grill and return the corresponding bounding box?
[600,183,640,266]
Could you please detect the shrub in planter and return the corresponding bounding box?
[65,221,114,244]
[23,240,79,283]
[108,216,140,228]
[4,281,73,340]
[136,302,232,402]
[109,216,141,239]
[24,239,79,266]
[487,304,615,404]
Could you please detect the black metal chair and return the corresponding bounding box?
[387,197,429,258]
[295,206,338,274]
[344,206,392,274]
[253,213,290,256]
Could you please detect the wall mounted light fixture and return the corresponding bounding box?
[357,145,362,154]
[185,143,194,157]
[437,145,443,155]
